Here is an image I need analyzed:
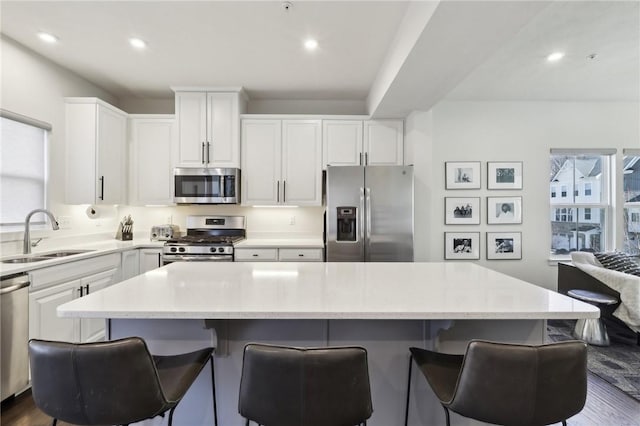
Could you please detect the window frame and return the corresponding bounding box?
[550,152,614,259]
[623,151,640,256]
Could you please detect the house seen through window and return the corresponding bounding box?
[550,152,612,256]
[623,151,640,255]
[0,115,48,228]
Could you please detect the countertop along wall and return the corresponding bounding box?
[406,100,640,290]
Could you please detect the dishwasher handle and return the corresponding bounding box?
[0,274,30,295]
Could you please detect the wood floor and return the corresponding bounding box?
[2,371,639,426]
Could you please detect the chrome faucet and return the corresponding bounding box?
[24,209,59,254]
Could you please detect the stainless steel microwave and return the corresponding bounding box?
[174,168,240,204]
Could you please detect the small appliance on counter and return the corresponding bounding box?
[150,224,181,241]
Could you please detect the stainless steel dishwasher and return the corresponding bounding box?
[1,272,30,401]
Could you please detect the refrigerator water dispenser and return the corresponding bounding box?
[336,207,357,241]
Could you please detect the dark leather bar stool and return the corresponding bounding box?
[28,337,218,426]
[404,340,587,426]
[238,343,373,426]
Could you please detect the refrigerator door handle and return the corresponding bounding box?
[360,187,365,244]
[365,187,372,253]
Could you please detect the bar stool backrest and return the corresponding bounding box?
[29,337,167,425]
[239,344,373,426]
[449,340,587,426]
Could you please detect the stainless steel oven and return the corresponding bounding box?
[174,167,240,204]
[162,216,245,264]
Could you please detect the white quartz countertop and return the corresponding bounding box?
[0,239,164,276]
[58,262,599,320]
[235,238,324,249]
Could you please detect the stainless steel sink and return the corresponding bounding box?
[1,250,94,264]
[40,250,94,258]
[2,257,49,264]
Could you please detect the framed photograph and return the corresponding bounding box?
[445,232,480,260]
[487,232,522,260]
[487,161,523,189]
[445,197,481,225]
[487,196,522,224]
[445,161,481,189]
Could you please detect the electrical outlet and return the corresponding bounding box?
[289,216,296,225]
[167,215,173,224]
[57,216,71,229]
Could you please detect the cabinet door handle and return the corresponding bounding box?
[277,181,280,202]
[157,253,161,267]
[99,176,104,200]
[283,181,286,203]
[359,152,363,165]
[252,254,259,257]
[365,152,368,165]
[207,142,211,163]
[298,254,304,257]
[202,142,206,164]
[85,284,90,295]
[78,287,83,297]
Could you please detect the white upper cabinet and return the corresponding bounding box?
[242,119,322,206]
[241,120,282,205]
[323,120,363,167]
[174,89,245,168]
[363,120,404,166]
[128,115,175,205]
[281,120,322,205]
[323,119,403,168]
[65,98,127,204]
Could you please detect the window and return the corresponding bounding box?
[623,151,640,255]
[0,114,49,227]
[550,151,613,256]
[551,187,556,198]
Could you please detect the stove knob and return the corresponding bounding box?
[210,247,216,253]
[178,247,186,253]
[170,247,177,253]
[218,247,225,253]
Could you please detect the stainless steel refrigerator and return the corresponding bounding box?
[325,166,413,262]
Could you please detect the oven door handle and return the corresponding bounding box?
[163,255,233,262]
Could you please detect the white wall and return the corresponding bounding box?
[407,101,640,290]
[247,99,366,115]
[0,35,124,254]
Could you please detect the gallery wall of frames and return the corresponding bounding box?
[444,161,523,260]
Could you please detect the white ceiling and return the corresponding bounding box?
[1,1,638,113]
[445,1,640,102]
[0,1,408,101]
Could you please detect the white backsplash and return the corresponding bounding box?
[1,204,325,257]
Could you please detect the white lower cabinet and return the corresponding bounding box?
[235,247,323,262]
[79,269,118,342]
[29,254,121,343]
[29,280,79,343]
[121,249,140,280]
[139,249,163,273]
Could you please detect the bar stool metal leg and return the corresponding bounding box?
[404,353,413,426]
[442,405,451,426]
[210,354,218,426]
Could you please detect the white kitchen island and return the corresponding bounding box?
[58,262,598,426]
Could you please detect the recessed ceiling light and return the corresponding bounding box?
[546,52,565,62]
[304,39,318,51]
[37,32,58,44]
[129,38,147,49]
